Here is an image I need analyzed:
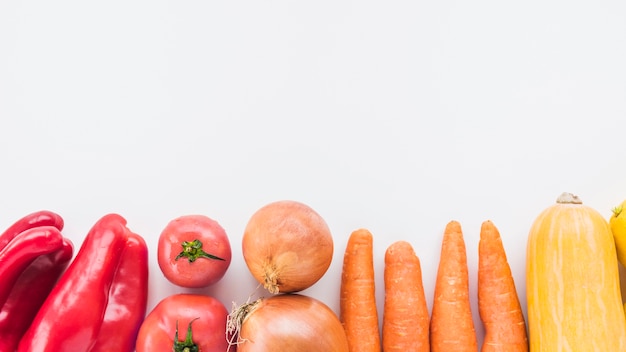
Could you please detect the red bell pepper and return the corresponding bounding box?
[0,211,73,352]
[17,213,149,352]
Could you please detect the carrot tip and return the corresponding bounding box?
[445,220,462,233]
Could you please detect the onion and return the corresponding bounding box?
[242,200,333,293]
[227,294,349,352]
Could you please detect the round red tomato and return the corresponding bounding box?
[158,215,232,288]
[135,293,231,352]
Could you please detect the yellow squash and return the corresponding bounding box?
[610,199,626,267]
[526,192,626,351]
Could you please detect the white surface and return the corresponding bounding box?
[1,0,626,348]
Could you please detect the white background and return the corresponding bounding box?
[1,0,626,348]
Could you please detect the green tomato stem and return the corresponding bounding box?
[175,239,225,262]
[173,318,200,352]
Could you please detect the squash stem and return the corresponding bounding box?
[556,192,583,204]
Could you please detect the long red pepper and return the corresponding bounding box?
[17,213,149,352]
[0,238,73,352]
[0,226,65,308]
[0,210,72,352]
[90,232,149,351]
[0,210,64,249]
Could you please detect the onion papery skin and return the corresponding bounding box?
[237,294,349,352]
[242,200,333,293]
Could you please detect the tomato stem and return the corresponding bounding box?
[173,318,200,352]
[175,239,225,262]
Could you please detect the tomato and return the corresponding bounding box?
[135,294,231,352]
[158,215,232,288]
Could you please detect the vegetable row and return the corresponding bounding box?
[1,193,626,351]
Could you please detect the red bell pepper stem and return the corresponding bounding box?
[17,213,148,352]
[0,210,64,250]
[0,238,73,352]
[0,226,64,308]
[90,232,149,352]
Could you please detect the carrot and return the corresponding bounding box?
[339,229,381,352]
[430,220,478,352]
[478,220,528,352]
[382,240,429,352]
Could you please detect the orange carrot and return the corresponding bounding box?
[430,220,478,352]
[339,229,381,352]
[382,240,430,352]
[478,220,528,352]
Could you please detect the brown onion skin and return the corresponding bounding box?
[237,294,349,352]
[242,200,333,293]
